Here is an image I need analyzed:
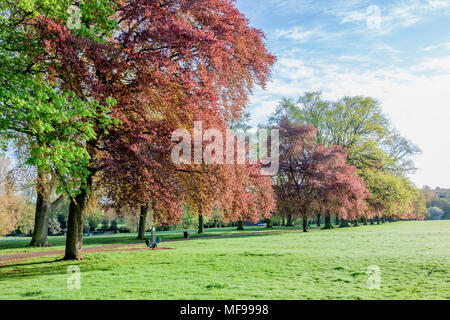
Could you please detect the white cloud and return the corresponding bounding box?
[412,56,450,73]
[335,0,450,34]
[421,42,450,52]
[248,96,280,125]
[276,58,315,79]
[237,0,450,187]
[273,26,330,43]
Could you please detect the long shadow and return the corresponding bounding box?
[0,230,302,282]
[0,235,144,250]
[0,257,114,282]
[1,227,299,251]
[181,229,303,243]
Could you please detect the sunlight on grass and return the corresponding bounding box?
[0,221,448,300]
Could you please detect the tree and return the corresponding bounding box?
[62,0,274,259]
[0,0,117,246]
[137,205,149,240]
[422,186,438,207]
[0,158,23,235]
[86,207,104,232]
[430,198,450,220]
[16,200,35,235]
[285,92,421,173]
[175,134,275,233]
[411,189,428,220]
[310,145,370,229]
[273,92,422,224]
[3,0,275,259]
[0,194,23,236]
[428,207,444,220]
[359,169,422,222]
[274,118,370,232]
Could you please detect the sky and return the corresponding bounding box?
[235,0,450,189]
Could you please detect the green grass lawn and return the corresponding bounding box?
[0,225,298,256]
[0,221,448,299]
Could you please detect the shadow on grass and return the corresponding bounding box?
[0,257,113,282]
[1,226,300,251]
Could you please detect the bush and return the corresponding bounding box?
[101,219,109,231]
[87,208,104,231]
[109,220,118,232]
[119,226,131,233]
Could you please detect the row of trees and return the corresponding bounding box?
[1,1,426,260]
[0,0,277,259]
[423,187,450,220]
[267,93,427,231]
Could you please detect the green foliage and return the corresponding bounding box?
[430,198,450,220]
[421,187,450,220]
[274,92,421,173]
[0,0,119,197]
[270,92,423,220]
[0,0,117,39]
[180,204,198,230]
[86,207,104,232]
[101,219,109,231]
[110,220,118,232]
[0,76,117,195]
[359,168,422,219]
[15,199,35,235]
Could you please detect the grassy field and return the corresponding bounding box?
[0,226,298,256]
[0,221,448,299]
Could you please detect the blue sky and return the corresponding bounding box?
[236,0,450,189]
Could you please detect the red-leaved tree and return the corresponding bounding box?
[275,117,370,232]
[29,0,275,259]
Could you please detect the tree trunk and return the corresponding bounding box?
[354,219,359,227]
[28,172,52,247]
[237,220,244,231]
[363,217,368,225]
[376,216,380,224]
[282,217,286,226]
[63,192,87,260]
[340,219,349,228]
[137,205,148,240]
[198,214,204,233]
[63,172,92,260]
[317,214,321,227]
[286,214,293,226]
[266,219,273,228]
[335,214,339,226]
[324,214,333,229]
[302,217,309,232]
[381,216,386,223]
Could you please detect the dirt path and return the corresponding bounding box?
[0,229,302,265]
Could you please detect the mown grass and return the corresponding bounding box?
[0,221,448,300]
[0,225,298,256]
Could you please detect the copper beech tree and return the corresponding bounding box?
[178,160,275,233]
[25,0,275,259]
[275,118,370,232]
